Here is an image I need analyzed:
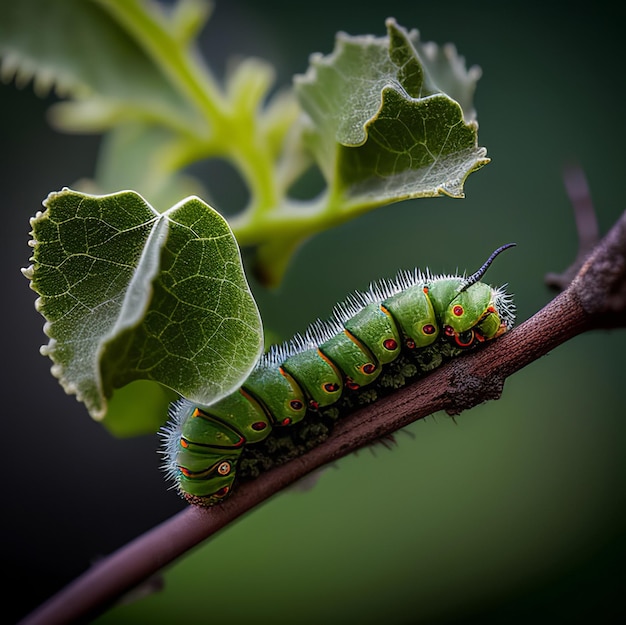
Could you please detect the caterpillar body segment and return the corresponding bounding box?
[162,245,516,506]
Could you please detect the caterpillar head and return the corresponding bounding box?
[434,244,516,349]
[442,282,502,348]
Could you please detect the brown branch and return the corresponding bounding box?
[19,209,626,625]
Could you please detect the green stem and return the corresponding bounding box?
[96,0,279,219]
[95,0,228,125]
[230,193,387,247]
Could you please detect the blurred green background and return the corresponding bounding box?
[3,1,625,623]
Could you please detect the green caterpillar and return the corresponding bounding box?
[162,244,516,506]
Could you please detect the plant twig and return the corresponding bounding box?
[546,163,601,289]
[19,209,626,625]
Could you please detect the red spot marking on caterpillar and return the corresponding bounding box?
[309,400,319,410]
[214,486,229,498]
[444,326,455,336]
[422,324,436,335]
[192,408,202,418]
[347,380,360,390]
[406,339,416,349]
[423,286,429,294]
[179,466,192,477]
[233,435,246,448]
[324,382,339,393]
[487,306,496,313]
[453,305,464,317]
[180,438,189,448]
[281,417,292,426]
[251,421,267,431]
[383,338,398,350]
[290,399,304,411]
[362,363,376,374]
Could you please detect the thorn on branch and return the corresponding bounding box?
[546,163,601,290]
[543,163,626,327]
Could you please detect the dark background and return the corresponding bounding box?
[3,1,625,623]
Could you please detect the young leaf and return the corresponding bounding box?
[295,17,488,205]
[23,189,263,429]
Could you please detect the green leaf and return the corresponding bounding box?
[24,189,263,430]
[294,18,488,204]
[0,0,201,128]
